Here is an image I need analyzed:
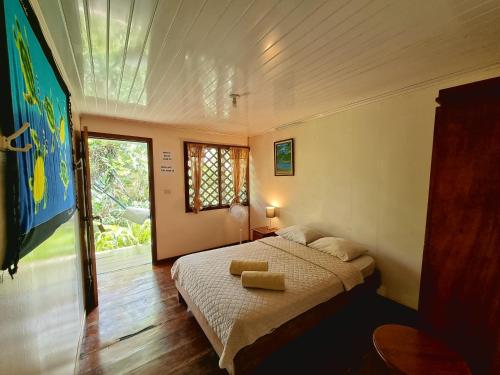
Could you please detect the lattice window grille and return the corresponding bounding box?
[200,147,220,207]
[187,145,248,210]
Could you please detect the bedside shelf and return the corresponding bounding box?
[252,227,278,241]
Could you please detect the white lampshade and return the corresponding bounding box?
[265,206,276,219]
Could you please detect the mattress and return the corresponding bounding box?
[171,237,372,373]
[350,254,376,278]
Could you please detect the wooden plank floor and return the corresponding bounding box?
[80,260,225,375]
[79,257,411,374]
[96,244,151,275]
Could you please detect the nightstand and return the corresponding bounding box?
[252,227,278,241]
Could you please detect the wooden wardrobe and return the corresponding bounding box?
[419,77,500,374]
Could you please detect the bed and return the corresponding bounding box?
[171,236,380,374]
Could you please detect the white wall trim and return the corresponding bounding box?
[80,113,250,140]
[262,62,500,136]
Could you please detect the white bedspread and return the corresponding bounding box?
[171,237,364,373]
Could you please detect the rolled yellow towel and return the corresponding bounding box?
[230,259,268,275]
[241,271,285,291]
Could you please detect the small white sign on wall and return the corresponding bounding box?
[162,151,173,161]
[160,165,174,173]
[160,150,175,174]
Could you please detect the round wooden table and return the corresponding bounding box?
[373,324,471,375]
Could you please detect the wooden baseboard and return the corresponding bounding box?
[73,311,86,374]
[155,240,250,265]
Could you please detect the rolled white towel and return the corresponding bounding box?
[241,271,285,291]
[230,259,268,275]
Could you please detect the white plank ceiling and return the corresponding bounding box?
[38,0,500,135]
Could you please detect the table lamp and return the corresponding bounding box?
[266,206,276,229]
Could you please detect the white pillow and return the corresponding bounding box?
[276,225,323,245]
[308,237,367,261]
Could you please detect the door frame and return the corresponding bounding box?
[86,131,158,265]
[75,128,97,311]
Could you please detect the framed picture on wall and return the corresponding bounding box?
[274,138,294,176]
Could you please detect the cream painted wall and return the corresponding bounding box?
[249,68,500,309]
[0,216,85,375]
[81,115,249,259]
[0,114,85,374]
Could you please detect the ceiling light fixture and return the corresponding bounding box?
[229,93,240,107]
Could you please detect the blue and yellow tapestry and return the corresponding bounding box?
[1,0,75,273]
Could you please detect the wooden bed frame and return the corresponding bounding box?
[176,270,381,375]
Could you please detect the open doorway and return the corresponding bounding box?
[82,130,157,306]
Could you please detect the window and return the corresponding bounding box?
[184,142,249,212]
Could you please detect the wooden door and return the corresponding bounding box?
[81,126,98,308]
[419,77,500,374]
